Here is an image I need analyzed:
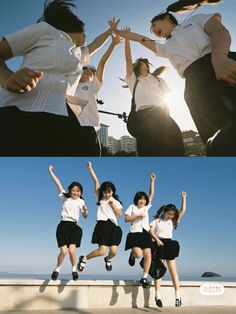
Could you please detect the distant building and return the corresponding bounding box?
[97,124,109,148]
[108,135,136,154]
[182,130,206,156]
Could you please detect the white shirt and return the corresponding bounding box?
[155,14,213,78]
[125,203,152,232]
[59,193,85,223]
[96,197,122,226]
[150,218,174,239]
[125,73,170,111]
[67,76,102,127]
[0,22,90,115]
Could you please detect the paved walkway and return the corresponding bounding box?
[1,307,236,314]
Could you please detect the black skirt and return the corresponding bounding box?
[0,104,101,156]
[91,220,123,246]
[184,52,236,146]
[153,239,180,260]
[56,221,83,248]
[125,229,153,250]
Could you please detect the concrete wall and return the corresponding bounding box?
[0,279,236,311]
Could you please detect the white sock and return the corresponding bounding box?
[83,256,87,262]
[54,266,61,272]
[72,265,77,272]
[155,291,161,299]
[143,272,148,279]
[175,290,181,299]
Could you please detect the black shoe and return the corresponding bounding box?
[155,298,163,307]
[51,271,59,281]
[72,271,79,281]
[77,255,86,272]
[128,252,135,266]
[140,277,150,288]
[104,257,112,271]
[175,298,182,307]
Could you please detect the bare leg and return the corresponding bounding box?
[68,244,77,266]
[56,245,67,267]
[86,245,107,260]
[142,248,151,274]
[107,245,118,260]
[132,247,143,259]
[166,259,180,291]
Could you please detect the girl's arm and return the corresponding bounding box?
[87,161,100,194]
[48,165,64,194]
[149,173,156,204]
[109,199,122,217]
[125,213,145,222]
[178,191,187,221]
[149,225,164,247]
[96,35,121,83]
[0,39,43,93]
[81,203,88,219]
[118,29,156,53]
[87,17,120,55]
[205,13,236,85]
[124,27,133,79]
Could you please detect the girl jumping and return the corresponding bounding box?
[48,164,88,281]
[149,191,187,307]
[125,173,156,288]
[77,161,123,272]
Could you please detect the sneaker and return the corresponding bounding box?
[72,271,79,281]
[175,298,182,307]
[140,277,150,288]
[128,252,135,266]
[51,271,59,281]
[104,257,112,271]
[155,298,163,307]
[77,255,86,272]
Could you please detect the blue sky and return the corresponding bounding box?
[0,0,235,138]
[0,157,236,278]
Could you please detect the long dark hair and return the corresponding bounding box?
[38,0,85,33]
[97,181,122,205]
[63,181,83,199]
[154,204,179,229]
[133,191,149,206]
[133,58,167,78]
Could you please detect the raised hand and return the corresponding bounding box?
[108,17,120,32]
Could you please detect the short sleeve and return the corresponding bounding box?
[92,76,103,95]
[158,77,171,93]
[146,203,152,211]
[155,41,167,58]
[4,22,48,57]
[81,46,90,65]
[149,219,156,228]
[125,204,133,216]
[124,72,136,93]
[59,190,66,199]
[113,199,123,210]
[194,13,215,29]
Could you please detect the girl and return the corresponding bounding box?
[125,173,156,288]
[0,0,120,155]
[48,164,88,281]
[77,161,123,272]
[123,27,185,156]
[149,191,187,307]
[118,1,236,156]
[67,35,122,156]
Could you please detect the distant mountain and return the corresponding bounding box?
[201,272,221,277]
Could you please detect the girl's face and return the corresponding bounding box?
[164,209,176,220]
[139,61,149,76]
[151,17,176,39]
[102,188,113,200]
[70,186,81,199]
[80,67,95,82]
[137,196,147,208]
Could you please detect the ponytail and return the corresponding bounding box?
[167,0,222,14]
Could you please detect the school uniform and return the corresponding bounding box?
[66,76,102,156]
[91,197,123,246]
[0,22,89,156]
[125,203,153,250]
[150,218,180,260]
[155,14,236,153]
[56,193,86,248]
[125,73,185,156]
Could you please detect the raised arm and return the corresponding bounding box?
[87,161,100,194]
[178,191,187,221]
[96,35,121,82]
[149,173,156,204]
[118,29,156,53]
[124,27,133,79]
[205,13,236,85]
[87,17,120,55]
[48,165,64,194]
